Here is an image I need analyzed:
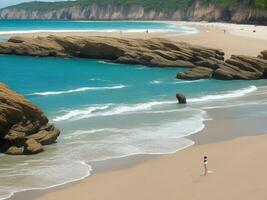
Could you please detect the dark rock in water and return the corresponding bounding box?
[0,83,60,155]
[176,93,187,104]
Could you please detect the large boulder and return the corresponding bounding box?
[0,83,60,155]
[212,67,235,80]
[176,93,187,104]
[25,138,43,154]
[177,67,213,80]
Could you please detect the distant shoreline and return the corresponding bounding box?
[1,21,267,58]
[0,20,199,36]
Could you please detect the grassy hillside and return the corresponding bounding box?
[6,0,191,11]
[6,0,267,11]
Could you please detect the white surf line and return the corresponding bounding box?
[1,161,92,200]
[28,85,126,96]
[53,100,176,122]
[188,85,257,103]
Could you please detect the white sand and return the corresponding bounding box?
[4,21,267,58]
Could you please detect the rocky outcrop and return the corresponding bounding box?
[0,36,266,80]
[177,67,213,80]
[177,52,267,80]
[0,36,225,68]
[0,83,60,155]
[176,93,187,104]
[0,2,266,25]
[259,50,267,60]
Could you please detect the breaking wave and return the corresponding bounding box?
[189,85,257,102]
[28,85,126,96]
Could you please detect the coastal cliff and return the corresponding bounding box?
[0,83,60,155]
[0,36,266,80]
[0,1,267,25]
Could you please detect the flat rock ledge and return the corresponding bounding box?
[177,52,267,80]
[0,83,60,155]
[0,36,266,80]
[0,35,224,68]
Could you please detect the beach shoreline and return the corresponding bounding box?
[33,133,267,200]
[1,20,267,59]
[5,21,267,200]
[9,104,267,200]
[8,91,267,200]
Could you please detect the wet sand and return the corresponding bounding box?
[29,114,267,200]
[9,101,267,200]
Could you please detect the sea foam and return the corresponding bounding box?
[53,100,175,122]
[28,85,126,96]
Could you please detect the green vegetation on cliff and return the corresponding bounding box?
[6,0,191,11]
[6,0,267,11]
[254,0,267,9]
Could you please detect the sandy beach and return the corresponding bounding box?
[2,21,267,58]
[5,21,267,200]
[32,133,267,200]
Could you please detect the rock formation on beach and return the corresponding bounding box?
[0,83,60,155]
[0,35,224,68]
[177,52,267,80]
[0,36,266,80]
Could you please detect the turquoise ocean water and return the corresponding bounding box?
[0,21,267,199]
[0,20,198,35]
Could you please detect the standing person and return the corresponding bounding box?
[204,156,208,176]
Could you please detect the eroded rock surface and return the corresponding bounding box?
[0,36,224,68]
[0,83,60,155]
[177,52,267,80]
[176,93,187,104]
